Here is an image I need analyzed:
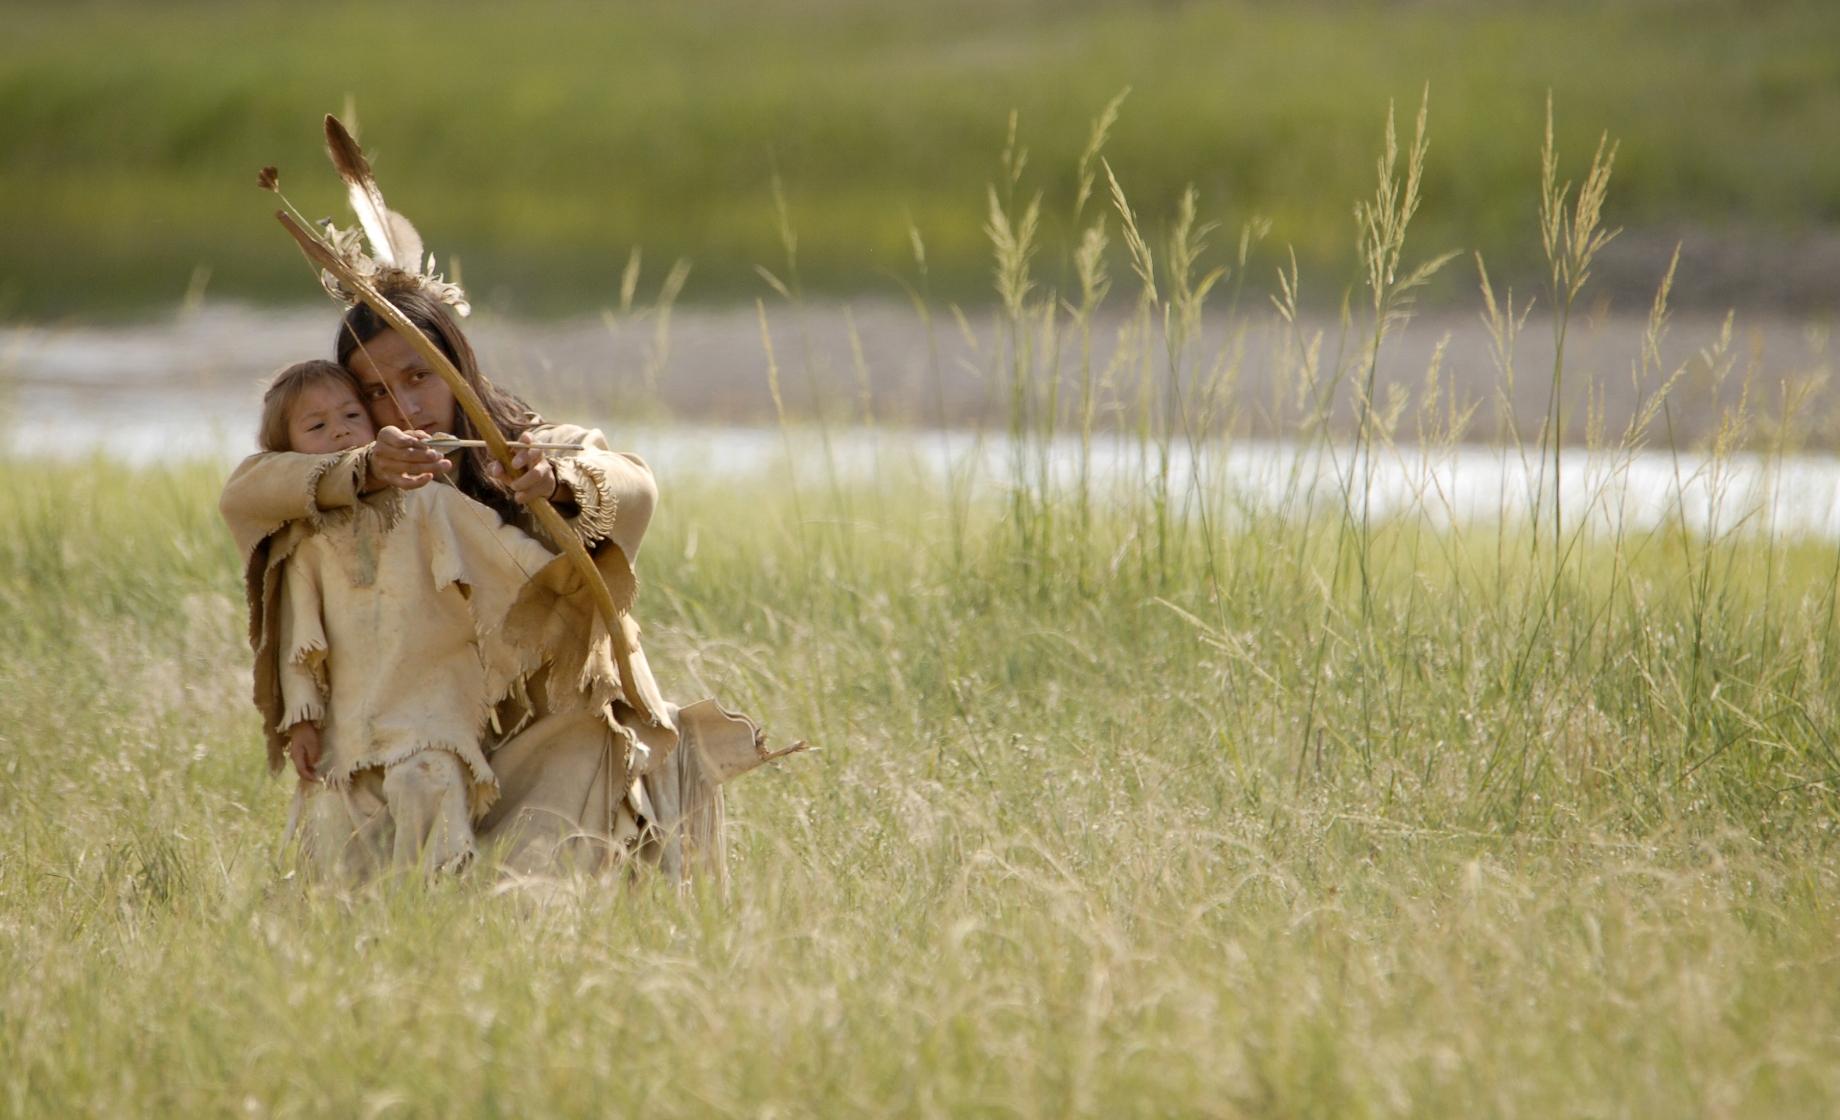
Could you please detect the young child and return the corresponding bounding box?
[257,360,558,876]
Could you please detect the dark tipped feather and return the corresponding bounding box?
[323,114,422,270]
[323,115,370,174]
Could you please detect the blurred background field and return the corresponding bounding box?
[3,0,1839,318]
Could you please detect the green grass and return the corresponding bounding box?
[4,0,1839,315]
[3,448,1840,1115]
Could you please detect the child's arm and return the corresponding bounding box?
[275,562,329,782]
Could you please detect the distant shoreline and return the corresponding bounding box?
[4,300,1834,451]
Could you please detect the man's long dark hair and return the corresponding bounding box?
[336,290,537,524]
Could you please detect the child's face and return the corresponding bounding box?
[288,379,376,454]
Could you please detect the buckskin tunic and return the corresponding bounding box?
[273,481,558,874]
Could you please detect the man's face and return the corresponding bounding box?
[346,328,458,435]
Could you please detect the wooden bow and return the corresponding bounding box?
[275,210,662,728]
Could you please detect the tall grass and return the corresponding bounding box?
[746,88,1840,845]
[4,96,1840,1116]
[1535,92,1619,594]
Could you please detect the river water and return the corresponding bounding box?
[5,301,1838,538]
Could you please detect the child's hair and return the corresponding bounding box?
[259,360,363,452]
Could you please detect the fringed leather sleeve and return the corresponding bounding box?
[219,447,370,560]
[524,424,656,562]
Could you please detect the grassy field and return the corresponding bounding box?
[4,432,1840,1114]
[4,0,1840,315]
[6,58,1840,1114]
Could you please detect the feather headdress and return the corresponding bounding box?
[315,115,470,317]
